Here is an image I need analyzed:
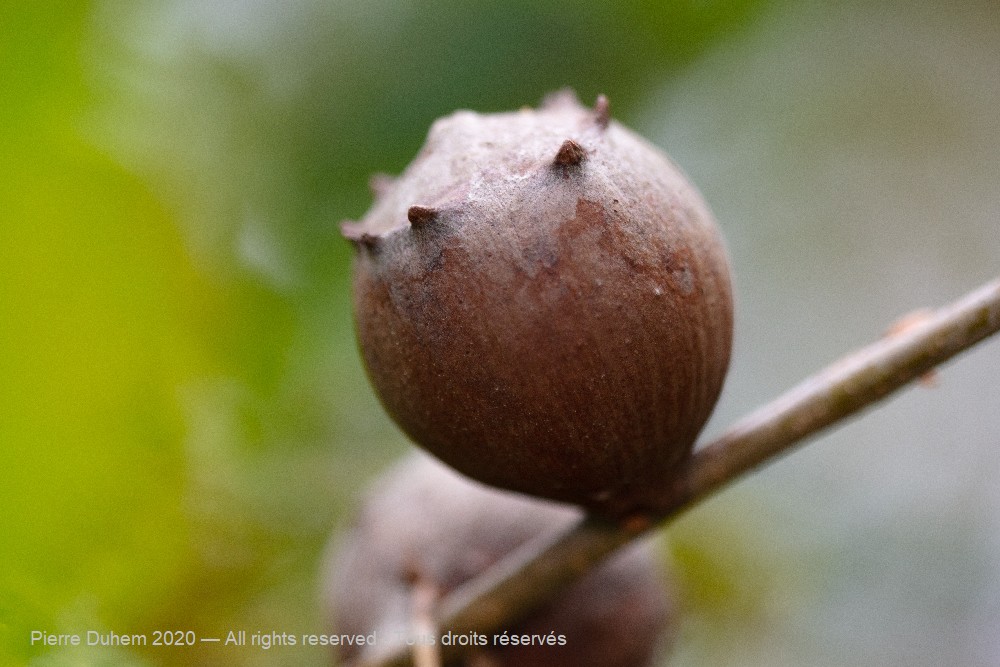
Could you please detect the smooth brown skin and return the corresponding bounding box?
[324,454,672,667]
[344,91,734,516]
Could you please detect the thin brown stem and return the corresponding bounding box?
[353,277,1000,667]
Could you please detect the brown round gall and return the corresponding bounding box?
[342,91,734,516]
[323,454,673,667]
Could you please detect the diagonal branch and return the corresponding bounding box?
[353,276,1000,667]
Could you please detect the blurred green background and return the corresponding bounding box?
[2,1,998,666]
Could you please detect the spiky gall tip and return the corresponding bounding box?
[340,221,380,250]
[407,204,439,227]
[553,139,587,167]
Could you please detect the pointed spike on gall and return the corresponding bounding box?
[340,221,380,251]
[594,94,610,130]
[356,233,379,250]
[407,204,439,227]
[553,139,587,167]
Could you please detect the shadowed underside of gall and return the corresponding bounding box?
[343,91,734,517]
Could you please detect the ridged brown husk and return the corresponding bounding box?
[344,91,733,516]
[323,454,673,667]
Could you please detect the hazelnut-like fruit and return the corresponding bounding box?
[343,91,733,516]
[323,454,673,667]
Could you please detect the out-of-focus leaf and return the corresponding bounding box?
[3,1,777,664]
[1,5,202,664]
